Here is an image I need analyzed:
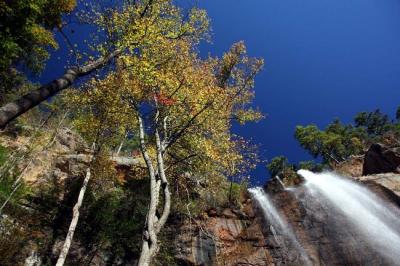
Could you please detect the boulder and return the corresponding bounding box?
[363,143,400,175]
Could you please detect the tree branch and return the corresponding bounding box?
[0,49,122,128]
[164,102,211,150]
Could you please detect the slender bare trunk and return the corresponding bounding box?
[154,127,170,232]
[0,183,21,214]
[326,152,339,164]
[137,113,160,266]
[115,132,128,156]
[137,99,172,265]
[0,49,121,128]
[116,141,124,156]
[55,165,91,266]
[55,144,96,266]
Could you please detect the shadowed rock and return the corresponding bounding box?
[363,143,400,175]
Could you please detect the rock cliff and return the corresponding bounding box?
[3,128,400,265]
[263,176,400,265]
[174,203,274,266]
[173,142,400,266]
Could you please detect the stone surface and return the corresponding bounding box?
[259,173,400,266]
[363,143,400,175]
[355,173,400,199]
[175,229,217,266]
[222,208,238,219]
[335,155,364,177]
[53,128,87,153]
[174,206,274,266]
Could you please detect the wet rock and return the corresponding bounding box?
[261,173,400,266]
[242,218,264,242]
[234,248,271,266]
[206,217,243,241]
[175,231,216,266]
[355,173,400,200]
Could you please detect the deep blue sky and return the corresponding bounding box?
[196,0,400,185]
[38,0,400,186]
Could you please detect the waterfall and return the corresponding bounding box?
[249,187,287,232]
[249,187,312,265]
[298,169,400,265]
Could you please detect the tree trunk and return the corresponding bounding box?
[137,113,160,266]
[115,132,128,156]
[137,103,172,265]
[116,140,124,156]
[56,160,93,266]
[154,127,170,232]
[0,49,121,128]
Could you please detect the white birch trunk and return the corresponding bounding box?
[137,113,160,266]
[137,104,171,265]
[154,127,171,232]
[55,145,95,266]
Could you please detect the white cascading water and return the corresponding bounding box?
[249,187,312,265]
[298,169,400,265]
[249,187,288,234]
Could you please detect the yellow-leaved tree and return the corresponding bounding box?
[1,1,263,264]
[71,29,263,265]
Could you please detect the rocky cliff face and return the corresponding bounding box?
[174,203,274,266]
[173,143,400,266]
[3,128,400,266]
[265,177,400,265]
[172,175,400,265]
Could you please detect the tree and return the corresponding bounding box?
[0,0,76,73]
[56,150,93,266]
[55,65,138,264]
[72,34,262,264]
[267,156,289,177]
[298,160,324,172]
[294,125,323,158]
[0,0,209,128]
[0,0,76,103]
[294,108,400,165]
[0,50,122,128]
[0,2,263,264]
[127,39,262,265]
[294,122,364,164]
[354,109,390,136]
